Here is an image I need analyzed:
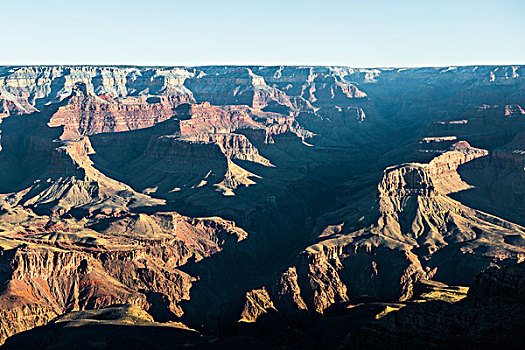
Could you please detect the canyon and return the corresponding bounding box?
[0,65,524,349]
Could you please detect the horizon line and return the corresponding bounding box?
[1,63,524,69]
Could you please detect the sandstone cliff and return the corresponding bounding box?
[238,141,524,322]
[0,209,247,343]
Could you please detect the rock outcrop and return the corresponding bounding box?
[49,83,188,140]
[345,262,525,349]
[0,209,248,343]
[240,141,524,322]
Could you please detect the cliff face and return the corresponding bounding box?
[49,84,189,140]
[0,112,164,216]
[345,263,525,350]
[3,65,521,117]
[0,65,524,347]
[185,67,293,109]
[85,100,312,198]
[0,209,247,343]
[239,141,524,321]
[0,66,196,107]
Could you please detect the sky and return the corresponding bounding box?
[0,0,523,67]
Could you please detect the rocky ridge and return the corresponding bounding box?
[0,206,247,343]
[237,141,524,322]
[345,262,525,349]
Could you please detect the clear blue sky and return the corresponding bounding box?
[1,0,523,67]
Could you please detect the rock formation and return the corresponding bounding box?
[0,65,523,348]
[238,141,524,322]
[344,263,525,349]
[0,207,247,343]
